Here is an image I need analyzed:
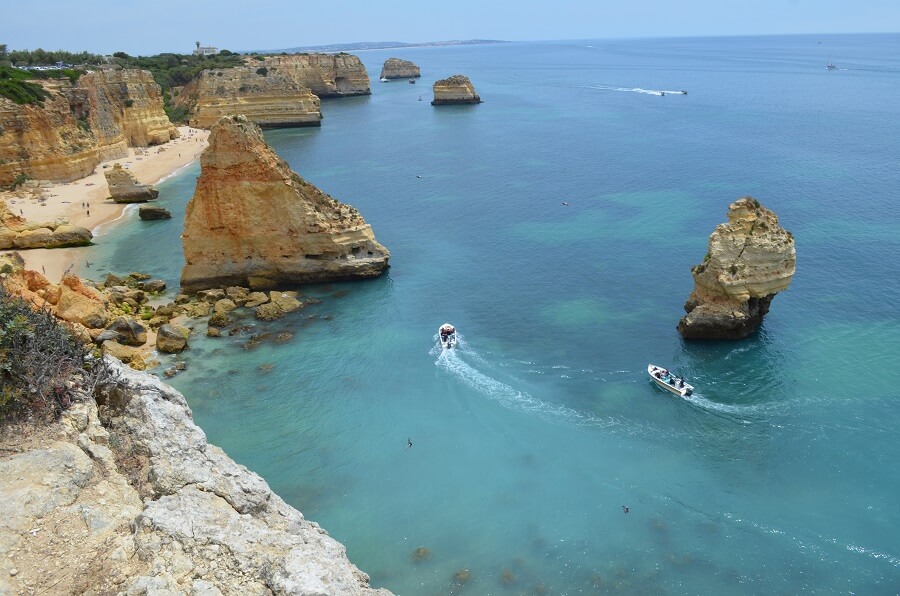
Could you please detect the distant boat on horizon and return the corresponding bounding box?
[826,61,838,70]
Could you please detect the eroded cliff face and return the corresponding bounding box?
[432,75,481,105]
[0,358,392,595]
[257,54,371,97]
[181,116,389,292]
[0,69,178,186]
[380,58,421,79]
[176,67,322,129]
[677,197,796,339]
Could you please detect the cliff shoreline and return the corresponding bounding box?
[0,357,392,595]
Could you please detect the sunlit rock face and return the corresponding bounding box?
[678,197,796,340]
[0,69,177,185]
[180,116,389,293]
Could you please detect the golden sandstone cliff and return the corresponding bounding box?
[380,58,421,79]
[175,53,370,129]
[678,197,796,339]
[176,67,322,129]
[0,69,178,186]
[181,116,389,293]
[431,75,481,105]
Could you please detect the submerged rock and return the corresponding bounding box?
[180,116,389,292]
[432,75,481,105]
[105,163,159,203]
[678,197,796,339]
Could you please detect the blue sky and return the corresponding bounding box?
[4,0,898,55]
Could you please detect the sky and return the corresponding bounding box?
[3,0,898,56]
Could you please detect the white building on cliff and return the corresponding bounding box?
[193,42,218,56]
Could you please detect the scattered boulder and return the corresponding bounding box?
[213,298,237,314]
[106,316,148,346]
[142,279,167,293]
[197,288,226,303]
[105,163,159,203]
[245,291,269,308]
[138,205,172,220]
[156,323,190,353]
[678,197,796,339]
[432,75,481,105]
[269,291,302,314]
[254,301,285,321]
[209,311,230,328]
[225,286,250,306]
[101,339,139,363]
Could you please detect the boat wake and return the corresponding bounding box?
[583,85,688,97]
[434,343,622,429]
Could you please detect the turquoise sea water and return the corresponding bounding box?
[81,35,899,593]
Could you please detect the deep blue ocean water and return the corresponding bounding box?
[81,34,900,593]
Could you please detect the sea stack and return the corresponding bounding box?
[431,75,481,105]
[180,116,389,293]
[678,197,796,340]
[105,164,159,203]
[380,58,421,80]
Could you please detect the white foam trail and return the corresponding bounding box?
[583,85,688,97]
[431,344,651,434]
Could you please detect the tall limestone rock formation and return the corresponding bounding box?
[180,116,389,292]
[678,197,796,339]
[0,69,178,185]
[380,58,421,79]
[176,67,322,129]
[432,75,482,105]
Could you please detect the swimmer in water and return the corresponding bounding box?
[622,505,629,514]
[406,438,413,450]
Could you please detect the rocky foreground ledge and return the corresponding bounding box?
[0,358,392,595]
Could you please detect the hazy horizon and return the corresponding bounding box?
[3,0,898,56]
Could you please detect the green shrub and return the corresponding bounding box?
[256,67,268,76]
[124,98,134,107]
[0,285,111,424]
[0,66,47,104]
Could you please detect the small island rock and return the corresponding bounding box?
[139,205,172,220]
[678,197,796,340]
[105,163,159,203]
[380,58,421,80]
[432,75,481,105]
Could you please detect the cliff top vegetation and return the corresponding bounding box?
[0,283,109,426]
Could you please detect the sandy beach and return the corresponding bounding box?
[2,126,208,282]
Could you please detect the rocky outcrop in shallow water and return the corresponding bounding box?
[0,68,178,186]
[380,58,421,79]
[432,75,481,105]
[180,116,389,292]
[105,163,159,202]
[677,197,796,339]
[0,358,392,595]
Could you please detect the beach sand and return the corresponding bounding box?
[2,126,209,282]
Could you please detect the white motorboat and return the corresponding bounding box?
[647,364,693,397]
[439,323,457,349]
